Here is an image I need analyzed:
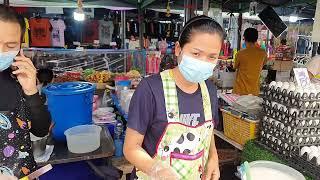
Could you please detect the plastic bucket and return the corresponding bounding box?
[43,82,96,141]
[64,125,102,154]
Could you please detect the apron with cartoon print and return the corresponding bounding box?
[0,90,37,178]
[137,70,214,180]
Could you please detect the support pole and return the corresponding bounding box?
[184,0,196,22]
[237,13,243,51]
[121,10,126,49]
[203,0,209,16]
[4,0,9,6]
[138,3,144,50]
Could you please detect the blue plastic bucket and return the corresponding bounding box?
[43,82,96,141]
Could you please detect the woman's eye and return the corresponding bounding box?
[193,53,200,57]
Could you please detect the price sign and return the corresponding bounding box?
[293,68,311,87]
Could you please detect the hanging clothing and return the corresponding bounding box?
[0,69,51,178]
[128,70,219,179]
[158,40,168,54]
[83,20,99,44]
[49,19,66,48]
[98,20,114,45]
[233,46,267,96]
[29,18,52,47]
[21,18,30,48]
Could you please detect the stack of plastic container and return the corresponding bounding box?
[260,81,320,178]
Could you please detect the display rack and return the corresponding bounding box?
[24,48,147,75]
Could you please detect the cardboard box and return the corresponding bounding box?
[272,61,294,71]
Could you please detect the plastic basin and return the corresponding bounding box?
[64,125,102,154]
[243,161,305,180]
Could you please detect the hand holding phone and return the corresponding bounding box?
[11,49,38,96]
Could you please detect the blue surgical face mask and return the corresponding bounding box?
[0,51,19,72]
[178,55,217,83]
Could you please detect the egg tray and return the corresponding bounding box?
[263,105,320,122]
[290,149,320,179]
[263,115,320,132]
[259,131,295,154]
[260,122,320,151]
[261,120,320,139]
[263,99,320,112]
[263,110,320,130]
[255,140,320,180]
[262,85,320,102]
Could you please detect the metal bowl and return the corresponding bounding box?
[30,133,49,157]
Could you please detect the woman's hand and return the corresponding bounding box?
[150,161,179,180]
[12,49,38,96]
[205,159,220,180]
[0,174,18,180]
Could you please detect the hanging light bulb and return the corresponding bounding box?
[74,0,85,21]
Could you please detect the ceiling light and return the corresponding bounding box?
[74,0,85,21]
[74,9,85,21]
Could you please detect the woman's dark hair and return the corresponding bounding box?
[179,15,225,48]
[37,69,54,86]
[0,5,26,40]
[244,28,258,43]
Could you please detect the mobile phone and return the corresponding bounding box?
[11,50,21,71]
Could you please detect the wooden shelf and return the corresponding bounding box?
[214,130,244,151]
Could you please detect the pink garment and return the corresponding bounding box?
[158,40,168,54]
[50,19,66,47]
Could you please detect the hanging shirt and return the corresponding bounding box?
[233,46,267,96]
[29,18,52,47]
[49,19,66,48]
[21,18,30,48]
[98,20,114,45]
[83,20,99,44]
[127,75,219,157]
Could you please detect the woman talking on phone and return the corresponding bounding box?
[124,16,224,180]
[0,6,51,179]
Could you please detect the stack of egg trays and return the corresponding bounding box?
[255,139,320,179]
[262,107,320,147]
[259,119,296,155]
[262,85,320,108]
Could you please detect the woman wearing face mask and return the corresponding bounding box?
[0,6,51,179]
[124,16,223,180]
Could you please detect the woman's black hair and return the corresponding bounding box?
[178,15,225,48]
[0,5,26,40]
[37,69,54,86]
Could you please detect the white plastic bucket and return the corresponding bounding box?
[64,125,102,154]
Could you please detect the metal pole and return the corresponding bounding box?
[121,10,126,49]
[4,0,9,6]
[203,0,209,16]
[184,0,194,22]
[237,13,243,51]
[138,3,144,50]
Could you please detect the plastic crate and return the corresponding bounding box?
[221,109,259,145]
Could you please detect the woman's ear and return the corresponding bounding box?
[175,42,182,57]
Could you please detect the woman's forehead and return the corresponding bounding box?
[0,21,21,43]
[184,33,222,52]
